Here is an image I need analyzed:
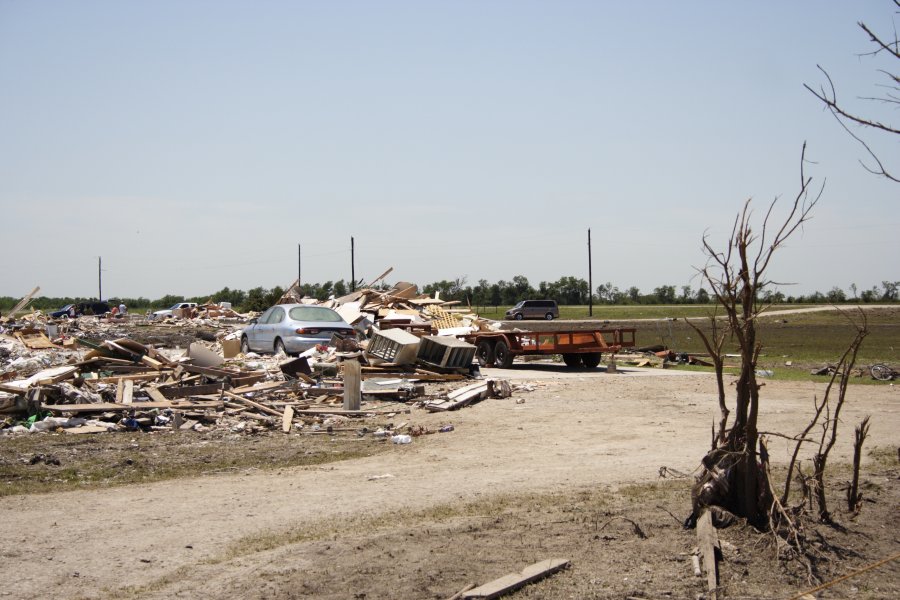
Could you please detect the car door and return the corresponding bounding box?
[257,306,285,351]
[248,307,274,351]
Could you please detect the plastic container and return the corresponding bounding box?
[391,434,412,444]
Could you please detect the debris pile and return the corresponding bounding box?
[1,280,520,438]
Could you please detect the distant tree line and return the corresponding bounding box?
[1,277,897,314]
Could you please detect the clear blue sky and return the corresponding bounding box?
[1,1,896,300]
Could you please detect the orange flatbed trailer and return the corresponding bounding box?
[461,327,637,369]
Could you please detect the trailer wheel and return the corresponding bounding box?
[562,353,583,368]
[581,352,603,369]
[494,340,514,368]
[476,340,495,366]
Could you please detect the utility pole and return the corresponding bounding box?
[587,229,593,317]
[298,244,301,287]
[98,256,102,301]
[351,236,356,291]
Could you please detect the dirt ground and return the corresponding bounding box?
[1,365,898,599]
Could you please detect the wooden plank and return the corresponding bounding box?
[37,366,79,385]
[697,511,720,600]
[230,381,289,395]
[15,332,57,349]
[343,359,361,411]
[158,382,224,399]
[282,406,294,433]
[6,286,40,317]
[291,408,397,416]
[145,387,168,403]
[222,390,283,417]
[140,354,165,370]
[63,425,113,435]
[98,372,171,384]
[115,378,124,403]
[122,379,134,405]
[462,558,570,599]
[180,364,235,378]
[42,400,221,413]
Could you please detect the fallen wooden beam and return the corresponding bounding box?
[461,558,570,599]
[42,400,221,413]
[222,390,284,417]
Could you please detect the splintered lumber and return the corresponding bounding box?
[461,558,570,599]
[222,390,283,417]
[122,379,134,405]
[697,511,720,600]
[282,405,294,433]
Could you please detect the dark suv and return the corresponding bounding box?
[50,301,111,318]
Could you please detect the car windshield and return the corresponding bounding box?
[513,301,524,308]
[288,306,343,323]
[168,303,185,310]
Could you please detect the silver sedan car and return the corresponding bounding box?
[240,304,355,355]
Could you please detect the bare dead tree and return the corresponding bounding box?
[690,143,823,528]
[811,315,868,523]
[685,308,730,445]
[781,313,869,510]
[805,1,899,183]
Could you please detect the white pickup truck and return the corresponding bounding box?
[149,302,198,320]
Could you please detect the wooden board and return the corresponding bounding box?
[697,510,720,600]
[42,401,221,413]
[145,387,168,403]
[282,406,294,433]
[15,332,57,349]
[222,391,283,417]
[462,558,570,599]
[158,383,224,399]
[64,425,113,435]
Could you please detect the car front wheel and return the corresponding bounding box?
[241,336,251,354]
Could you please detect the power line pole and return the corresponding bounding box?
[587,229,593,317]
[98,256,102,301]
[350,237,356,291]
[298,244,302,287]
